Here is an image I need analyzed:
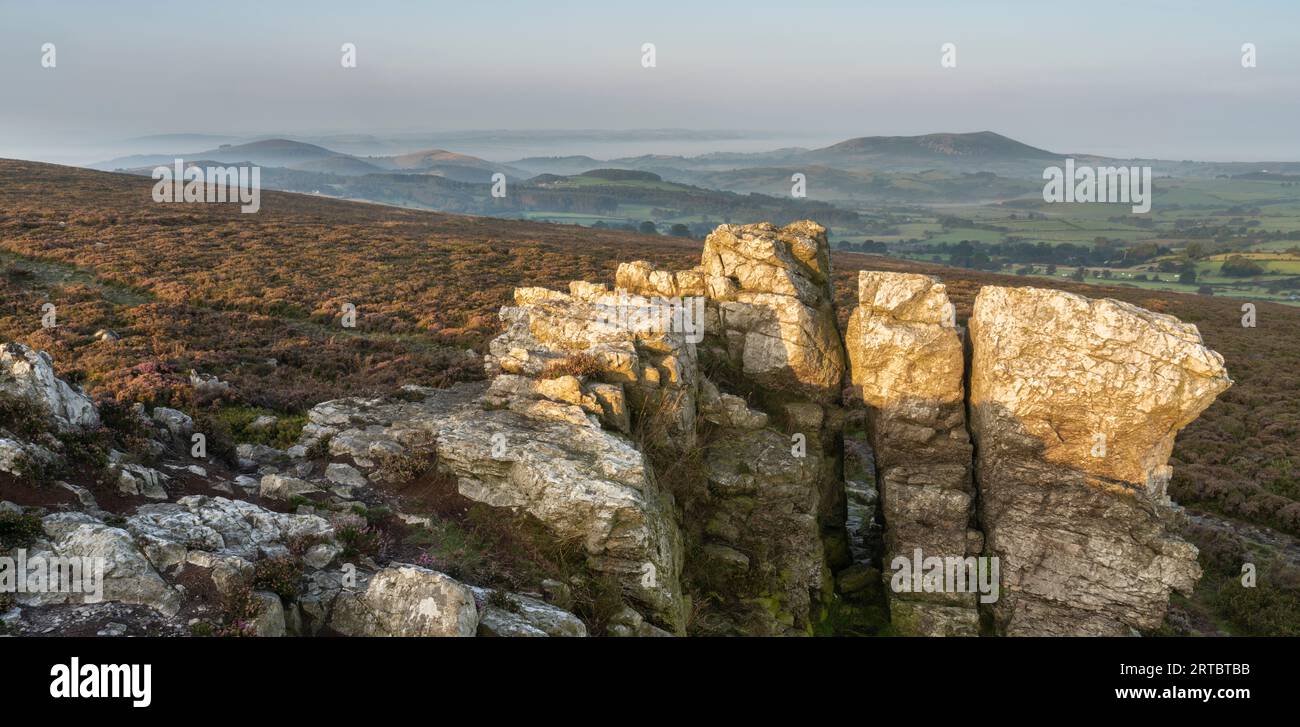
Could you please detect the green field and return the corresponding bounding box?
[842,176,1300,307]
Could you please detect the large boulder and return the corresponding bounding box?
[486,283,700,449]
[330,563,478,637]
[0,342,99,431]
[969,286,1232,635]
[845,272,978,635]
[17,512,181,617]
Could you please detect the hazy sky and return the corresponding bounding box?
[2,0,1298,162]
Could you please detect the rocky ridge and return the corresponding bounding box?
[1,221,1232,637]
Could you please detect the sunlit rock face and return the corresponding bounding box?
[487,283,700,451]
[845,271,978,635]
[969,285,1232,635]
[696,221,846,402]
[616,221,849,634]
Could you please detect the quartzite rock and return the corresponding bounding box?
[969,285,1232,635]
[329,563,478,637]
[0,342,99,432]
[300,382,688,632]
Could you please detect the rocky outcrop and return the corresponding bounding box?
[126,495,335,567]
[617,222,845,402]
[0,220,1237,639]
[845,271,978,635]
[969,286,1232,635]
[1,342,99,431]
[470,586,588,637]
[486,282,700,447]
[1,344,597,640]
[616,221,849,634]
[300,381,688,632]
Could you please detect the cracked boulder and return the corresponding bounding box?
[15,511,181,617]
[969,285,1232,635]
[702,221,844,401]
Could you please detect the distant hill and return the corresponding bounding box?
[508,155,612,176]
[379,149,490,170]
[551,133,1060,178]
[367,148,526,181]
[88,130,1300,195]
[288,156,387,175]
[811,131,1056,161]
[582,169,662,182]
[609,132,1064,177]
[193,138,344,167]
[90,138,349,171]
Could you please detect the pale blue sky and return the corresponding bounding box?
[2,0,1298,161]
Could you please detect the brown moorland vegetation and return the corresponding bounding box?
[3,158,1298,632]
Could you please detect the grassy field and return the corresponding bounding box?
[841,175,1300,309]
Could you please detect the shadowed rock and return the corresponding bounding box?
[845,271,978,635]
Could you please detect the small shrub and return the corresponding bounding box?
[540,353,603,380]
[253,555,304,600]
[215,581,263,637]
[486,588,515,612]
[571,572,628,636]
[305,434,332,461]
[1184,521,1247,577]
[0,510,44,550]
[214,406,306,449]
[1211,569,1300,636]
[96,399,154,462]
[286,532,327,556]
[331,511,385,559]
[417,519,493,581]
[376,446,435,484]
[56,428,111,472]
[190,412,238,466]
[0,392,46,439]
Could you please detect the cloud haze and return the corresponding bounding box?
[2,0,1298,162]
